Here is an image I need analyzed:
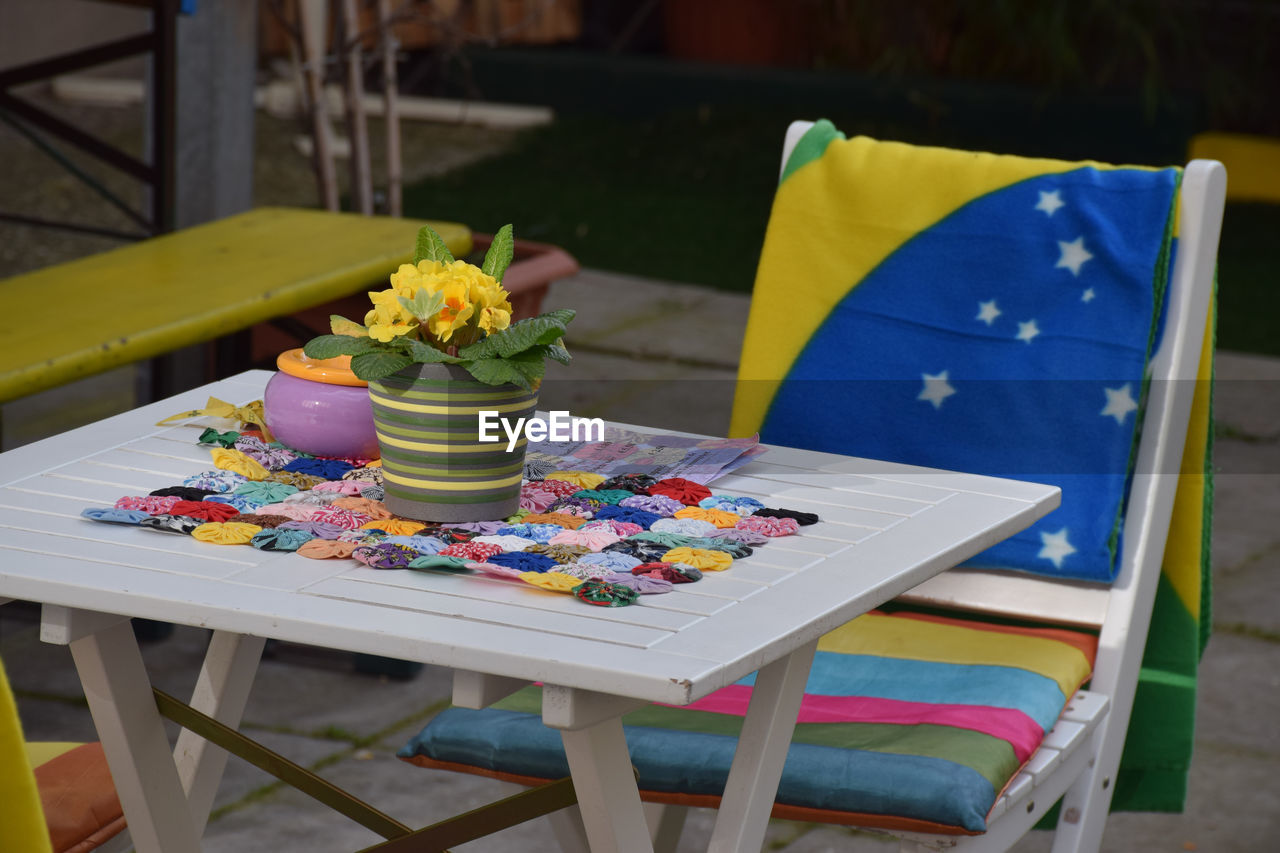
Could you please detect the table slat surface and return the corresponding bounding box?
[0,372,1059,704]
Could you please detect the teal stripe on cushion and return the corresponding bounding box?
[736,651,1067,733]
[401,707,997,832]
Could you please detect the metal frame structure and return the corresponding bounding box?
[0,0,178,239]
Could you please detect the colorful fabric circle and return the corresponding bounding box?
[520,571,584,593]
[204,493,260,513]
[264,471,327,490]
[618,494,684,517]
[296,539,357,559]
[358,484,386,502]
[706,527,771,546]
[737,515,801,537]
[525,543,591,563]
[233,480,299,505]
[283,458,355,479]
[519,483,562,513]
[311,480,366,495]
[600,473,658,494]
[331,497,393,520]
[698,494,767,515]
[577,551,643,572]
[114,495,181,515]
[211,448,269,480]
[521,512,587,530]
[495,523,562,544]
[574,579,638,607]
[603,539,673,563]
[580,519,643,538]
[311,508,374,530]
[183,470,247,493]
[752,507,821,526]
[593,505,661,529]
[650,518,718,537]
[469,561,526,579]
[192,521,262,544]
[555,562,615,580]
[382,534,447,555]
[571,489,633,506]
[138,513,204,535]
[149,486,217,501]
[602,572,673,595]
[342,465,383,484]
[472,534,537,552]
[230,513,292,528]
[523,458,557,481]
[250,528,314,551]
[353,543,419,569]
[253,503,319,521]
[409,555,472,572]
[547,497,599,518]
[338,528,385,544]
[198,428,240,447]
[685,536,753,559]
[284,490,341,506]
[444,521,509,536]
[81,507,150,525]
[439,541,504,562]
[674,506,742,529]
[362,518,427,536]
[661,547,733,572]
[632,562,702,583]
[549,527,620,552]
[170,500,241,522]
[531,478,581,499]
[487,551,557,574]
[630,531,697,549]
[545,470,607,490]
[278,520,346,540]
[647,477,712,506]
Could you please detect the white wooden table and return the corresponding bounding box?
[0,371,1059,853]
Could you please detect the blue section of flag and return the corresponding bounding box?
[762,166,1179,582]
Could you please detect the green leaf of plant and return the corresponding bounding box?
[456,310,576,360]
[304,334,381,359]
[413,225,455,265]
[402,337,462,364]
[544,340,571,365]
[481,224,515,283]
[330,315,369,337]
[350,351,413,382]
[461,357,533,390]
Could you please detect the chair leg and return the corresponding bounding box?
[645,803,689,853]
[1048,727,1114,853]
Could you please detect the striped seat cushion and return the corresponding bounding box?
[399,609,1097,834]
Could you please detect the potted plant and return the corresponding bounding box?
[303,224,574,522]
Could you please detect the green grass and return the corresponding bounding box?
[404,113,1280,356]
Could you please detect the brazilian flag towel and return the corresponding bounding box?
[731,121,1212,811]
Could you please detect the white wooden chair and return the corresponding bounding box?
[399,124,1226,853]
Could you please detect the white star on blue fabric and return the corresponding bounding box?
[1082,288,1096,303]
[1016,319,1041,343]
[976,299,1002,325]
[1038,528,1077,568]
[1056,237,1094,276]
[918,371,956,409]
[1101,384,1139,425]
[1035,190,1065,217]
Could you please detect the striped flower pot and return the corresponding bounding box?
[368,363,537,522]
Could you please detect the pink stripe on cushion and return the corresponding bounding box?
[674,685,1045,762]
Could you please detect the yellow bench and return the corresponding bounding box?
[0,207,471,404]
[1189,132,1280,202]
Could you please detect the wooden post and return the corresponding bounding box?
[378,0,402,216]
[298,0,340,210]
[340,0,374,214]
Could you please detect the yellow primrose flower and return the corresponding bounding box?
[477,304,512,333]
[427,281,475,341]
[368,321,417,342]
[388,263,424,294]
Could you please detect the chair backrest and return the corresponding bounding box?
[1,655,56,853]
[761,121,1225,829]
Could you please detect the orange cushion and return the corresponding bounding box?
[31,742,125,853]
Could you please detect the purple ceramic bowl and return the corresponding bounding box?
[263,370,379,459]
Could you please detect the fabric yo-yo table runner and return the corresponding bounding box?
[79,423,818,609]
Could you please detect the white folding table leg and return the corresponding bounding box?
[175,630,266,834]
[708,639,818,853]
[69,618,203,853]
[559,715,655,853]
